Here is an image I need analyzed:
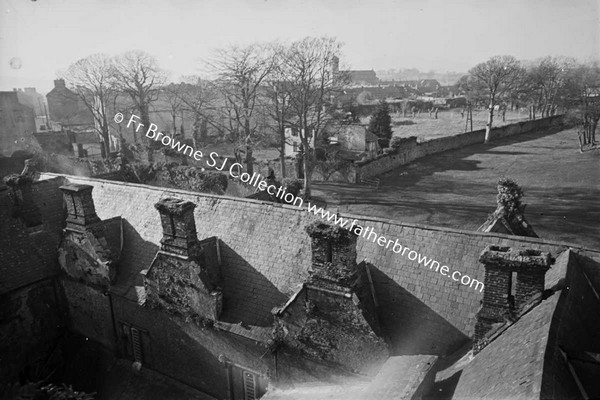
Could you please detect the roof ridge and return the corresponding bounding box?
[37,173,600,254]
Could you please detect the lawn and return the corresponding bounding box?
[361,109,532,142]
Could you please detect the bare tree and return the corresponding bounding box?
[113,50,166,161]
[456,74,484,132]
[527,56,575,118]
[177,76,217,148]
[263,44,295,178]
[469,56,525,143]
[163,83,184,137]
[562,62,600,151]
[62,54,118,159]
[281,36,346,198]
[208,44,277,175]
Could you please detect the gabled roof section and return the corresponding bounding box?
[451,290,561,399]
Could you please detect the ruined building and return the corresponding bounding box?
[1,172,600,399]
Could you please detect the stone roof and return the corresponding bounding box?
[437,249,600,399]
[451,292,560,399]
[36,174,600,355]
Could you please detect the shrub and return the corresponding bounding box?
[282,178,303,197]
[377,138,390,149]
[496,177,523,214]
[368,101,393,140]
[389,136,404,149]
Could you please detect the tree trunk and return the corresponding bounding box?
[191,115,200,147]
[246,145,253,176]
[101,108,111,159]
[302,149,311,199]
[101,129,110,160]
[484,102,494,143]
[279,127,286,179]
[141,107,153,163]
[200,119,208,143]
[132,123,138,143]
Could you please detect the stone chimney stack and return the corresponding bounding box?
[474,246,552,347]
[60,184,102,232]
[3,174,42,228]
[331,56,340,76]
[155,198,200,257]
[54,79,66,89]
[305,221,359,290]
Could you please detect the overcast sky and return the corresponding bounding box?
[1,0,599,94]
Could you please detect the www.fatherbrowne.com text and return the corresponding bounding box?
[118,112,484,292]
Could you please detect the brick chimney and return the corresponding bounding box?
[474,246,552,347]
[3,174,42,228]
[60,184,102,233]
[144,198,222,320]
[155,198,200,257]
[305,221,359,291]
[54,79,66,89]
[272,221,388,375]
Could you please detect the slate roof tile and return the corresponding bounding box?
[36,174,600,344]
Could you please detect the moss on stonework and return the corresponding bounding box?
[305,221,356,243]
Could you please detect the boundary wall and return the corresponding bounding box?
[356,115,565,181]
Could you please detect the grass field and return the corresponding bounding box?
[312,127,600,250]
[199,109,532,163]
[361,109,531,142]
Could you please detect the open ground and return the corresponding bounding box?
[200,110,531,163]
[360,109,533,141]
[312,127,600,250]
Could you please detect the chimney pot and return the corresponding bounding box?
[154,198,199,256]
[60,184,101,231]
[305,221,358,287]
[474,246,552,350]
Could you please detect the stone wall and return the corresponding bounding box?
[110,295,272,399]
[357,115,565,180]
[60,280,115,351]
[0,280,64,383]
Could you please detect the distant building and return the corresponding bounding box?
[398,79,442,95]
[68,131,105,158]
[327,124,379,160]
[346,70,379,86]
[14,87,47,116]
[284,126,315,157]
[46,79,94,130]
[332,56,379,86]
[0,91,36,157]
